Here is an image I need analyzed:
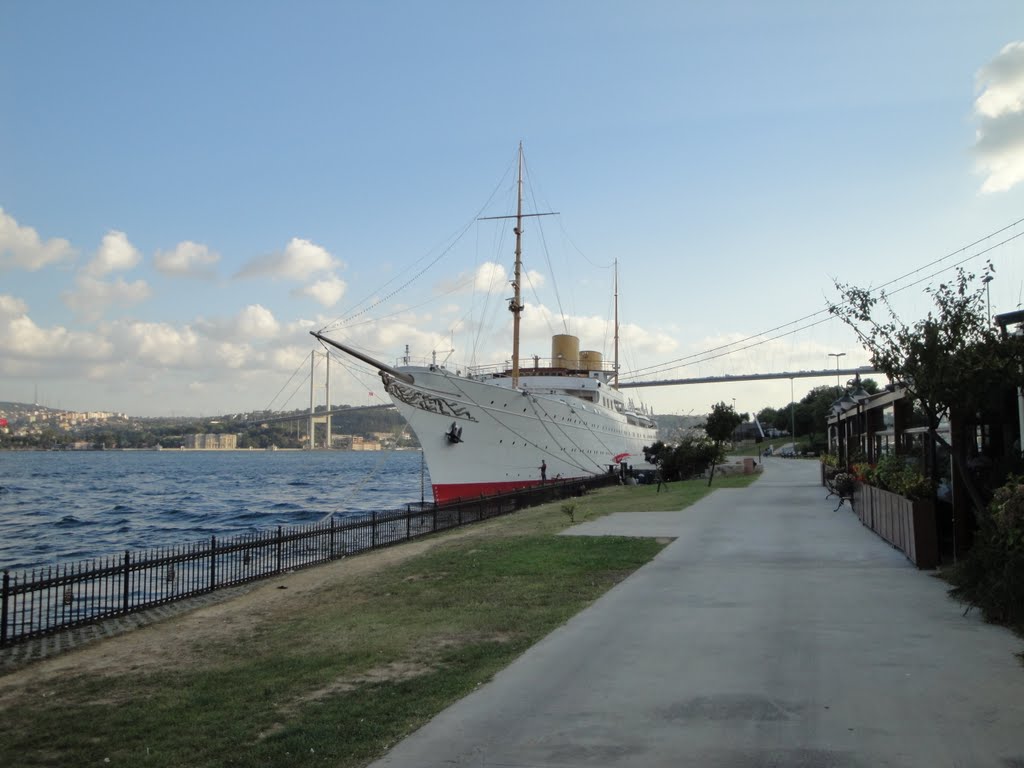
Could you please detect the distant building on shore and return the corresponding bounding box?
[331,433,385,450]
[184,433,238,449]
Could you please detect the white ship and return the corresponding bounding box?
[312,147,657,504]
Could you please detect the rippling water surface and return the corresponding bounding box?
[0,450,430,572]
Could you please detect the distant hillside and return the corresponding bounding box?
[0,402,64,414]
[318,405,407,437]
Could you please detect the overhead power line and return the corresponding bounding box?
[621,216,1024,382]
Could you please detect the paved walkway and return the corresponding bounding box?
[371,457,1024,768]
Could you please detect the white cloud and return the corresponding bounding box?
[85,230,141,276]
[218,342,251,369]
[472,262,507,292]
[0,208,76,271]
[522,269,545,291]
[270,345,311,372]
[154,241,220,277]
[63,275,151,321]
[196,304,282,342]
[974,41,1024,193]
[298,273,347,306]
[118,321,202,367]
[236,304,281,339]
[238,237,340,280]
[1,306,114,363]
[0,293,28,317]
[436,261,546,297]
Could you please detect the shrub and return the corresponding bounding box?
[561,502,577,524]
[948,475,1024,631]
[852,462,876,485]
[872,453,933,500]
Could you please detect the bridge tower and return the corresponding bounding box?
[308,349,332,449]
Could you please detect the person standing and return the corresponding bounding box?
[540,460,547,482]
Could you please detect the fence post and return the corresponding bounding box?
[1,571,8,646]
[372,511,377,548]
[406,507,411,540]
[330,516,336,559]
[276,526,283,573]
[432,504,437,532]
[122,551,131,612]
[209,536,217,591]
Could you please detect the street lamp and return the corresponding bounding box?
[790,377,795,450]
[983,274,993,325]
[828,352,846,388]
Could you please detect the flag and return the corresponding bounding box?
[0,418,7,427]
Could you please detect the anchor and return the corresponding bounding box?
[445,422,463,444]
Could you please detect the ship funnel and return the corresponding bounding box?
[579,350,603,371]
[551,335,579,369]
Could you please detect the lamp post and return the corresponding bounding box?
[983,274,993,325]
[828,352,846,388]
[790,377,796,452]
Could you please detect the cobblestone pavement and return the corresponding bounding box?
[0,583,255,672]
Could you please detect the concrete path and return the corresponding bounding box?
[370,457,1024,768]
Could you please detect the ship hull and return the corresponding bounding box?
[381,367,656,505]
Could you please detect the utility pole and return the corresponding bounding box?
[790,377,796,448]
[983,274,993,324]
[828,352,846,388]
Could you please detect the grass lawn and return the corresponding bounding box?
[0,472,757,767]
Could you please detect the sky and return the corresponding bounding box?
[2,1,1024,419]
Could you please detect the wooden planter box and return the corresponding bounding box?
[852,484,938,569]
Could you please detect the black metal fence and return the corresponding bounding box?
[1,473,617,646]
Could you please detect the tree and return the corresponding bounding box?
[829,264,1023,515]
[703,402,745,486]
[644,436,717,481]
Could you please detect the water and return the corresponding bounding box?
[0,450,430,572]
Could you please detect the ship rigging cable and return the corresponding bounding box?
[526,394,614,474]
[319,153,518,334]
[444,375,601,475]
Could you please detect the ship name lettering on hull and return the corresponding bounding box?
[382,374,478,422]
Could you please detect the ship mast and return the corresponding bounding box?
[614,259,619,389]
[511,144,524,387]
[477,143,557,389]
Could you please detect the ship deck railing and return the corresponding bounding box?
[467,358,616,378]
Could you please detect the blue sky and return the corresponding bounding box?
[2,1,1024,418]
